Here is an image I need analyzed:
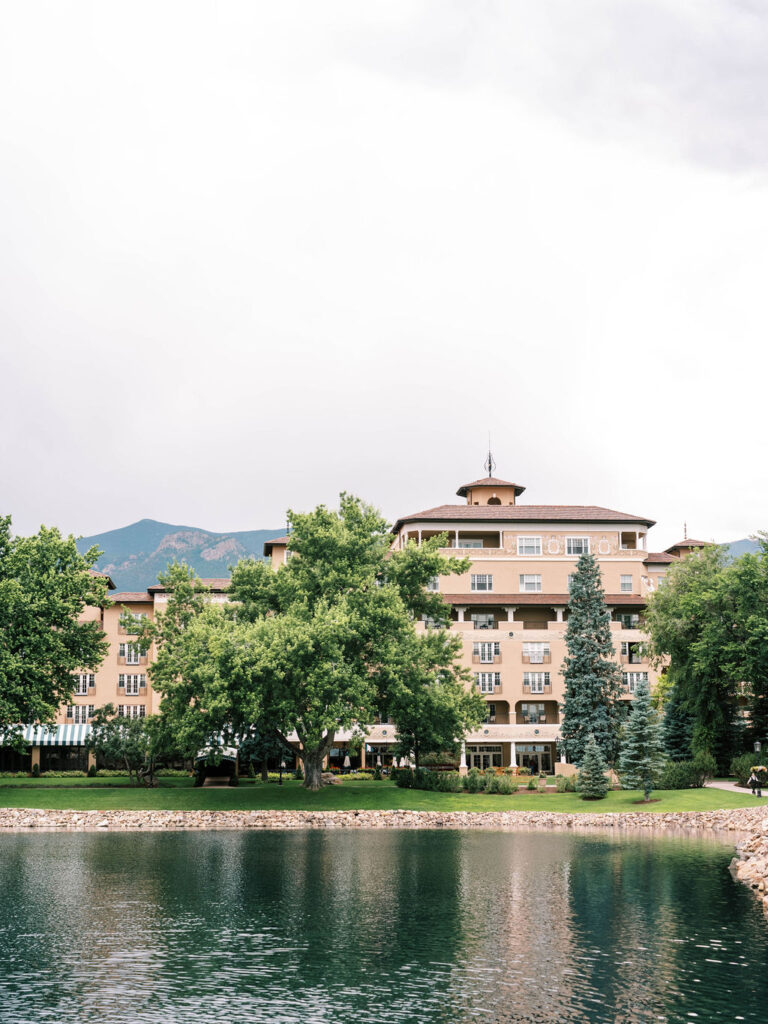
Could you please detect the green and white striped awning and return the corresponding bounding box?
[2,724,93,747]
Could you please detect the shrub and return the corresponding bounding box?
[463,767,484,793]
[39,770,87,778]
[555,774,569,793]
[496,774,517,795]
[437,771,463,793]
[373,765,382,781]
[730,752,765,787]
[31,763,40,778]
[394,768,414,789]
[518,766,531,776]
[484,772,500,794]
[87,764,98,778]
[293,767,304,781]
[526,777,537,791]
[657,760,705,790]
[247,761,256,778]
[228,774,239,787]
[693,751,717,782]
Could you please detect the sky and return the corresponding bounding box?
[1,1,766,551]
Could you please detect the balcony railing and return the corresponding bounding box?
[521,654,552,664]
[522,684,552,695]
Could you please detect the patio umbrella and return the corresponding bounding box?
[343,754,351,769]
[376,755,382,767]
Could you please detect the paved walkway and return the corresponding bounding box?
[707,778,761,794]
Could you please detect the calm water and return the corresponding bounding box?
[0,829,766,1024]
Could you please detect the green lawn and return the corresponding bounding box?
[0,779,761,813]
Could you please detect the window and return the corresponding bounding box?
[426,577,439,592]
[620,575,633,593]
[119,674,146,695]
[620,532,637,550]
[621,642,642,664]
[618,613,640,629]
[471,574,493,592]
[118,705,147,719]
[66,704,94,723]
[522,642,550,663]
[72,674,94,695]
[521,702,545,724]
[523,672,550,693]
[486,703,497,722]
[471,613,495,630]
[119,643,141,665]
[475,672,501,693]
[519,574,542,593]
[622,672,648,693]
[473,641,500,663]
[517,536,542,556]
[566,537,590,556]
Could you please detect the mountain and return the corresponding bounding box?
[724,537,761,559]
[76,519,285,592]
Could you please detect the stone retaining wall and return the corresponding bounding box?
[2,806,767,916]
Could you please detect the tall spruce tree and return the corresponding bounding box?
[662,683,693,761]
[577,734,609,800]
[618,680,666,801]
[559,553,625,766]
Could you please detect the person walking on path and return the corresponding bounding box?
[748,770,763,798]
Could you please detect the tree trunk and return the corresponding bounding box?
[303,749,326,791]
[414,739,420,770]
[261,756,269,783]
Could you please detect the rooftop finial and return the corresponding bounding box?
[484,435,496,478]
[684,521,687,540]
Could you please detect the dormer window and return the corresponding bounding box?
[487,496,501,505]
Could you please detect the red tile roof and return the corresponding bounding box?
[644,552,677,564]
[440,593,647,606]
[456,476,526,498]
[263,535,290,555]
[147,578,231,592]
[665,539,712,552]
[89,569,116,589]
[393,504,655,531]
[110,592,153,602]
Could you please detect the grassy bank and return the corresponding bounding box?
[0,779,761,813]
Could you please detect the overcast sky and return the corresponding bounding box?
[1,1,766,551]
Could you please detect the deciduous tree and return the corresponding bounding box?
[0,516,109,745]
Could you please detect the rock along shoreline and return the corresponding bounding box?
[2,805,768,916]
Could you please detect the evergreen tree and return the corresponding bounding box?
[559,553,625,766]
[618,680,667,801]
[577,734,609,800]
[662,683,693,761]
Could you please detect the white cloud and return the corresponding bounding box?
[0,1,765,550]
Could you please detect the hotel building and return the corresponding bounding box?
[4,471,694,773]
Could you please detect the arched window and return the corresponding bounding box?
[487,496,501,505]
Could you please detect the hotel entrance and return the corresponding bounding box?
[516,744,553,775]
[466,744,503,770]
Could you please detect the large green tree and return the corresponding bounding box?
[0,515,109,744]
[644,542,768,767]
[618,680,666,801]
[88,704,178,786]
[126,563,264,758]
[227,495,471,789]
[559,553,625,766]
[386,630,486,768]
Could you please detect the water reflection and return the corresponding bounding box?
[0,830,765,1023]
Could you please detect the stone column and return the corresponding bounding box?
[360,745,366,769]
[505,606,517,622]
[509,741,517,769]
[30,746,41,773]
[456,606,466,623]
[556,607,564,622]
[459,741,468,776]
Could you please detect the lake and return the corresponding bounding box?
[0,829,766,1023]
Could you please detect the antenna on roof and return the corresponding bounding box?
[683,521,687,540]
[484,434,496,478]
